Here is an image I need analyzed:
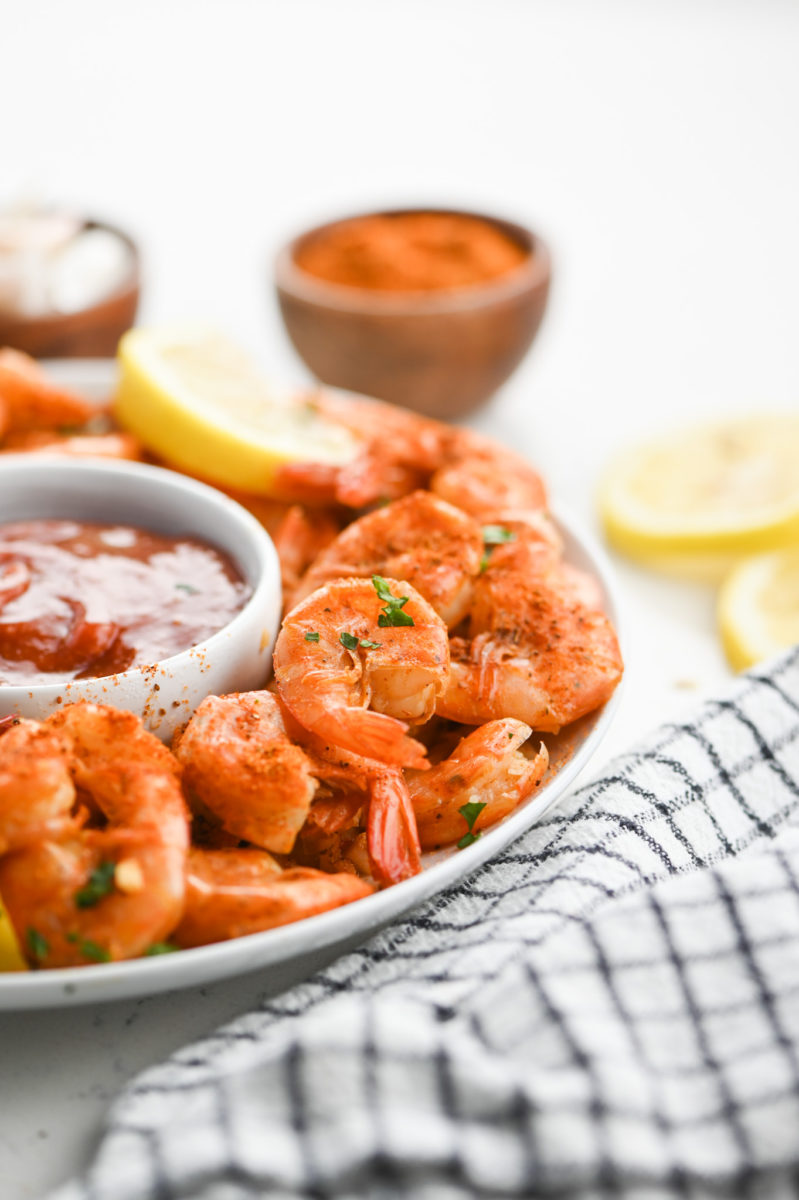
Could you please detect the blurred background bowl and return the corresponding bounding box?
[0,219,140,359]
[0,458,281,741]
[274,207,551,420]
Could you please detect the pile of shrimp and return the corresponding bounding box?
[0,366,623,969]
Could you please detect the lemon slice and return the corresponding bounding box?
[718,547,799,671]
[600,415,799,579]
[115,327,361,495]
[0,898,26,972]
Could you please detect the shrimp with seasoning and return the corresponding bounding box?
[274,576,449,768]
[0,704,189,967]
[272,504,343,612]
[406,719,549,850]
[173,847,373,948]
[173,690,317,854]
[429,430,548,520]
[0,348,94,436]
[291,491,483,627]
[0,719,75,854]
[438,534,623,732]
[1,430,142,461]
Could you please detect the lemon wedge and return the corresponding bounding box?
[718,547,799,671]
[0,898,26,971]
[600,415,799,579]
[115,327,360,495]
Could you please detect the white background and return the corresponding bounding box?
[2,1,799,1196]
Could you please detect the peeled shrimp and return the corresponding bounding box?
[0,704,189,967]
[272,504,343,612]
[173,691,317,854]
[173,847,373,948]
[291,491,483,627]
[0,348,94,436]
[438,538,623,733]
[1,430,142,461]
[406,719,549,850]
[278,711,422,885]
[275,577,449,768]
[0,719,75,854]
[430,430,547,520]
[275,391,445,509]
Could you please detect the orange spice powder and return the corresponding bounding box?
[294,211,529,293]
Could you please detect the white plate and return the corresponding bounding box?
[0,361,623,1009]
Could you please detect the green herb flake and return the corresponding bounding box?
[457,830,481,849]
[145,942,179,956]
[339,630,360,651]
[372,575,415,627]
[74,860,117,909]
[175,582,200,595]
[482,525,516,546]
[66,933,111,963]
[359,638,382,650]
[27,928,49,961]
[457,800,487,850]
[304,631,321,643]
[479,553,491,573]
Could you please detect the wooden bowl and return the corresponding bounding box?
[0,220,140,359]
[274,208,551,420]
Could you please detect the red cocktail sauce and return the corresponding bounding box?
[0,521,251,686]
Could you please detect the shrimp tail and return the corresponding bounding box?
[367,771,422,886]
[325,708,430,770]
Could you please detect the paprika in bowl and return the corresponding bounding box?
[274,207,551,420]
[0,458,281,740]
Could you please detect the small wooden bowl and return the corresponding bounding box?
[0,220,140,359]
[274,207,551,419]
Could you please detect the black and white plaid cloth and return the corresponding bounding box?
[52,649,799,1200]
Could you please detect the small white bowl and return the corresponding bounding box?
[0,458,281,740]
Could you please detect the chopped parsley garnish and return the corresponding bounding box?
[457,801,487,849]
[340,631,383,651]
[372,575,414,627]
[74,861,117,909]
[304,631,321,643]
[66,932,111,963]
[175,582,200,595]
[479,554,491,573]
[482,526,517,546]
[145,942,179,956]
[27,928,49,961]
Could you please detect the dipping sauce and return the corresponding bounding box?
[0,521,252,686]
[293,211,529,293]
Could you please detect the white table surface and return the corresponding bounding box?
[2,1,799,1196]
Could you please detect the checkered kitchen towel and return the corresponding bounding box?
[52,649,799,1200]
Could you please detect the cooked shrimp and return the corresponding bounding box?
[438,537,623,732]
[0,348,94,434]
[173,691,317,854]
[407,719,549,850]
[0,720,74,854]
[292,491,483,627]
[277,711,422,885]
[173,847,373,948]
[273,504,343,612]
[276,391,448,509]
[0,703,189,967]
[1,430,142,461]
[274,577,449,768]
[430,430,548,519]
